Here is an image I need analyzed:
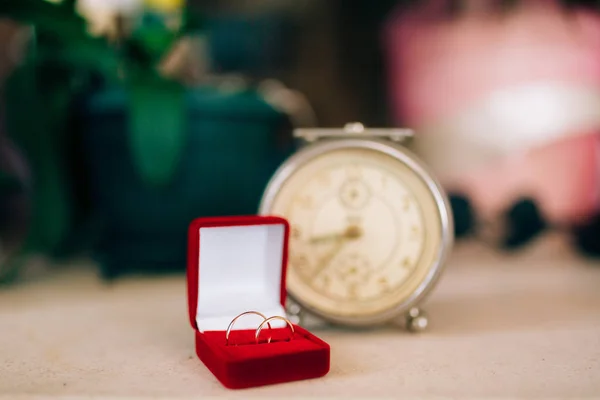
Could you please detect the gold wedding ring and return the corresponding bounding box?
[225,311,271,346]
[254,316,295,344]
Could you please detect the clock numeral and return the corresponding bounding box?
[347,283,359,299]
[291,226,302,240]
[290,254,309,272]
[402,196,411,212]
[410,225,420,240]
[379,277,390,292]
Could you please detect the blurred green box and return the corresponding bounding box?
[80,85,294,279]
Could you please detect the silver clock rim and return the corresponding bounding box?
[258,138,454,327]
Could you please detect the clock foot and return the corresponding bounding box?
[406,307,428,332]
[286,297,304,326]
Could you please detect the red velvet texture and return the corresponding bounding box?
[187,215,331,389]
[196,325,330,389]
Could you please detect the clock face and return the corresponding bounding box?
[262,142,450,322]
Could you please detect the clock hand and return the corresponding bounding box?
[308,225,363,281]
[309,225,362,244]
[311,236,346,282]
[310,233,344,244]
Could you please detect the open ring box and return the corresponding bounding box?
[187,215,330,389]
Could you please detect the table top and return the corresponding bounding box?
[1,234,599,399]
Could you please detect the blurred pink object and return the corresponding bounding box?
[383,0,600,224]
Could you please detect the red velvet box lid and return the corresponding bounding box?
[187,215,289,333]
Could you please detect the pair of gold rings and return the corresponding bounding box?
[225,311,295,346]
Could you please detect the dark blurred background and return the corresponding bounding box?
[2,0,600,283]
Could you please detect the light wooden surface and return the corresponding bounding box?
[1,234,599,399]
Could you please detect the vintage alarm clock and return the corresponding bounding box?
[259,123,454,332]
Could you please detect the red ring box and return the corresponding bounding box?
[187,215,331,389]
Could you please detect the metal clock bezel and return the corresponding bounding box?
[258,137,454,327]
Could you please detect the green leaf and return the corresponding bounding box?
[127,73,186,186]
[1,0,121,78]
[129,10,185,65]
[1,0,88,41]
